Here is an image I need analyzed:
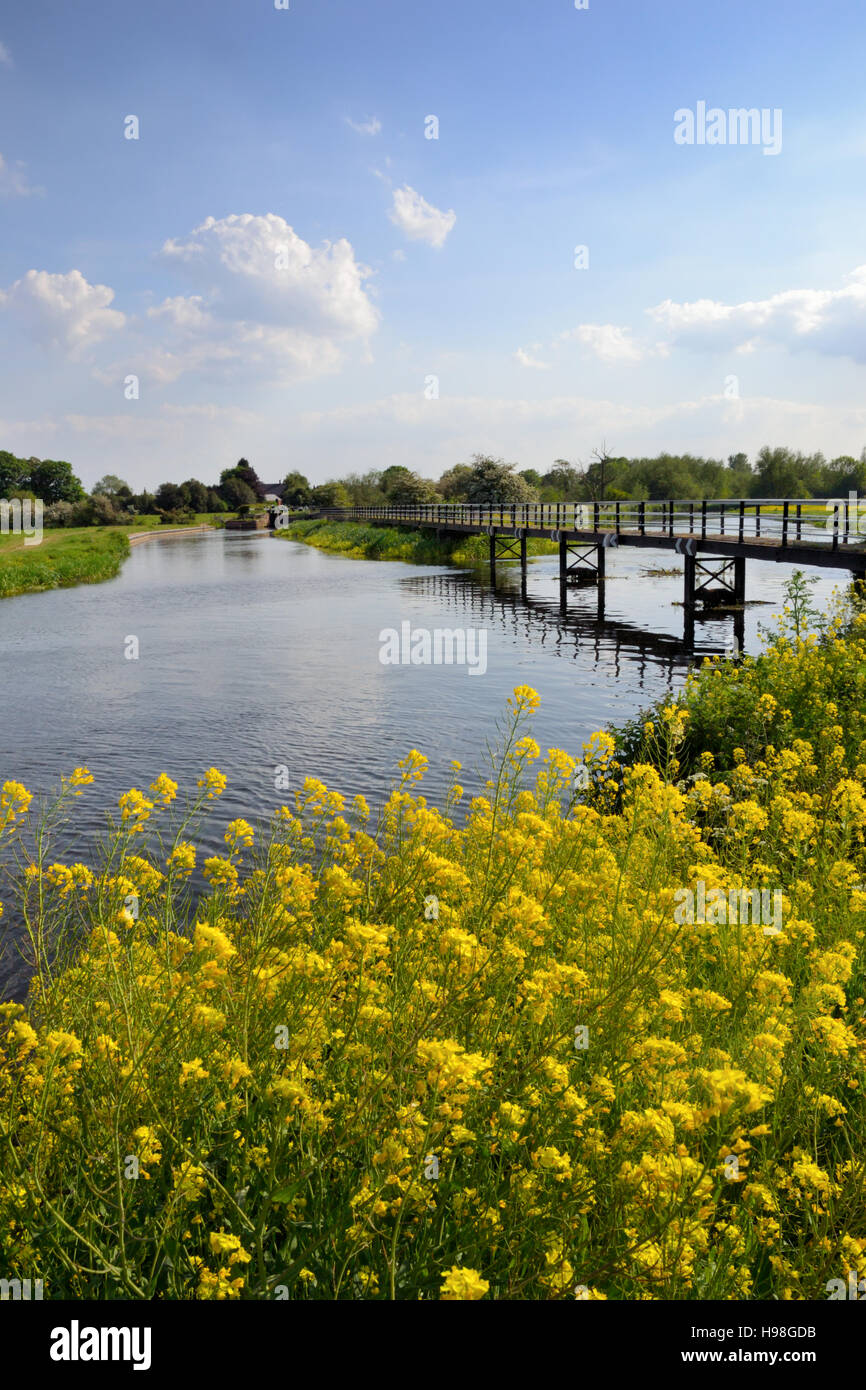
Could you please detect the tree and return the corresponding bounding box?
[585,442,614,501]
[821,455,866,497]
[154,482,186,513]
[179,479,210,513]
[519,468,543,490]
[220,458,265,501]
[341,471,387,506]
[437,464,473,501]
[463,455,537,504]
[0,451,27,497]
[92,474,132,501]
[310,481,352,508]
[386,471,439,505]
[752,447,823,499]
[281,471,312,506]
[631,454,699,500]
[379,466,416,499]
[219,475,258,511]
[542,461,583,500]
[27,458,86,504]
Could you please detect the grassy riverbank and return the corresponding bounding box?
[0,516,225,600]
[0,527,132,599]
[2,579,865,1300]
[279,517,558,566]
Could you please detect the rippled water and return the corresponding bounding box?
[0,529,851,997]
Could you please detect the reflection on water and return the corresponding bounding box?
[0,529,852,997]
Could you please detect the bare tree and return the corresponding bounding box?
[587,440,613,501]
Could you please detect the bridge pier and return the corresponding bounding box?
[683,554,745,610]
[556,535,606,620]
[556,536,605,587]
[488,529,529,586]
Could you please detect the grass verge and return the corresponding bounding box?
[0,528,131,599]
[278,518,558,566]
[0,516,226,600]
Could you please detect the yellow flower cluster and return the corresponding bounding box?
[2,631,866,1302]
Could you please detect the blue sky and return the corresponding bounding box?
[2,0,866,489]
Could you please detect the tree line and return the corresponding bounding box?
[279,445,866,509]
[0,453,270,526]
[5,445,866,529]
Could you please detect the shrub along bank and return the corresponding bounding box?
[279,517,558,566]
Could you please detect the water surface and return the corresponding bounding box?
[0,529,850,996]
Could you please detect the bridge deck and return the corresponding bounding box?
[320,514,866,572]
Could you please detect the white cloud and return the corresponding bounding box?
[146,294,213,331]
[560,323,646,364]
[0,152,43,197]
[89,212,382,385]
[291,389,866,480]
[647,266,866,363]
[0,269,124,352]
[161,213,378,337]
[346,115,382,136]
[0,404,265,491]
[0,42,11,67]
[514,345,551,370]
[389,185,456,248]
[0,215,379,388]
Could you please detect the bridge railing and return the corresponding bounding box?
[312,498,863,550]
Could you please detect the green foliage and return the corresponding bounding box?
[220,476,258,511]
[464,455,538,504]
[617,575,866,782]
[0,453,86,504]
[437,463,473,501]
[280,518,557,565]
[281,471,312,506]
[310,481,353,508]
[383,469,439,505]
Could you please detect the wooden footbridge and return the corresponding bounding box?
[285,498,866,613]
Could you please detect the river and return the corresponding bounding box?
[0,528,851,996]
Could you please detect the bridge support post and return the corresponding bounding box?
[596,544,606,584]
[683,553,696,610]
[489,533,496,583]
[520,533,527,577]
[559,536,568,613]
[733,556,746,607]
